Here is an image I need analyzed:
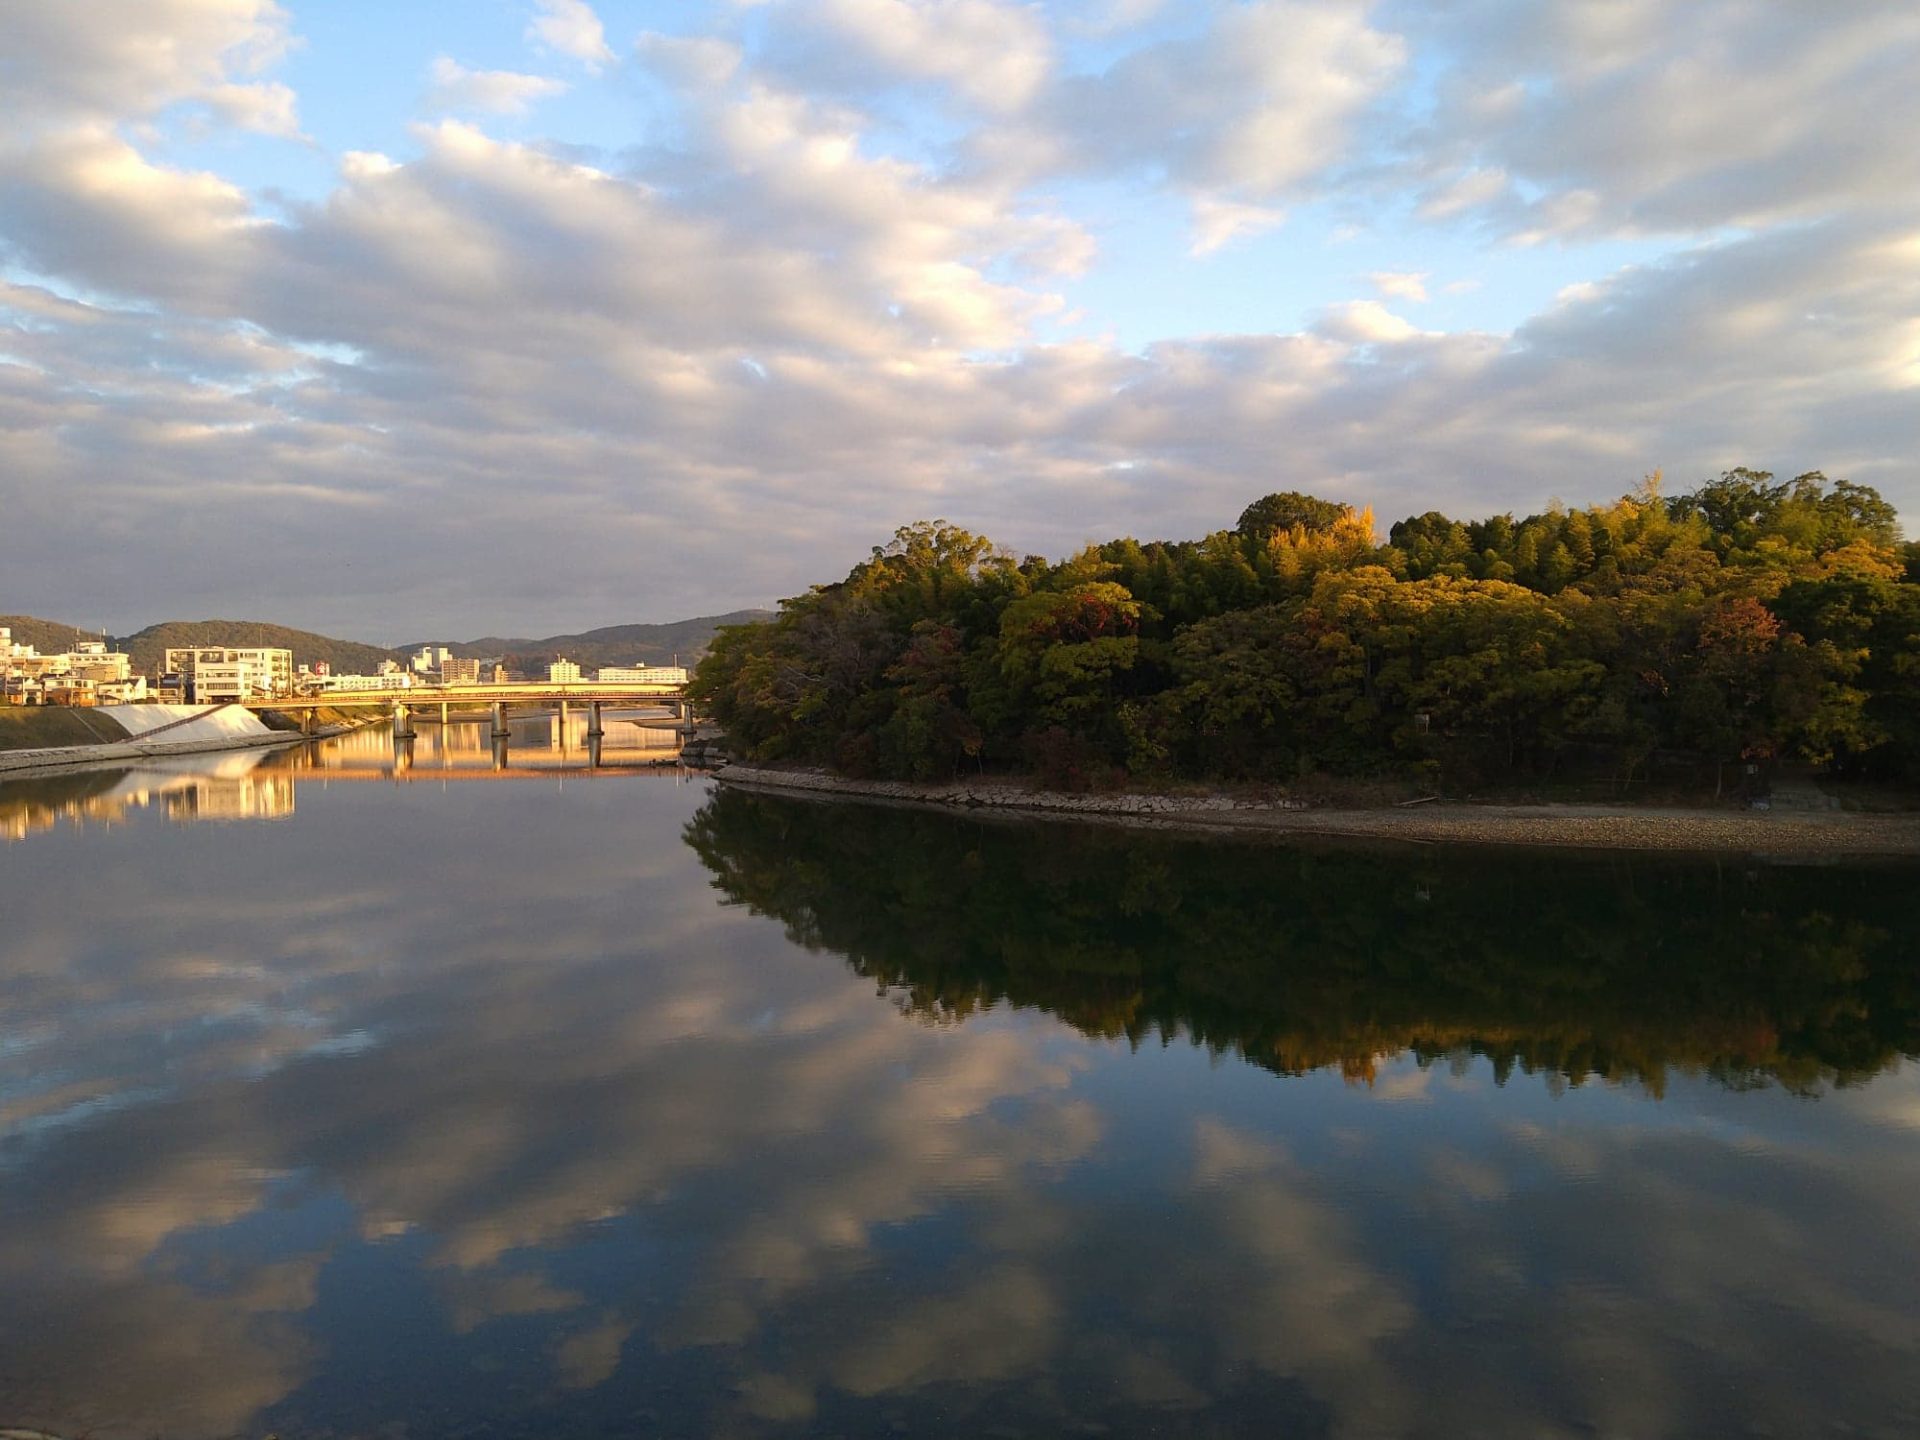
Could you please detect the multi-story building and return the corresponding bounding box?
[411,645,452,675]
[162,647,295,702]
[547,658,582,683]
[594,665,688,685]
[65,641,132,684]
[440,656,482,685]
[305,671,411,693]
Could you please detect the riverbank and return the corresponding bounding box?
[715,764,1920,855]
[0,705,132,750]
[0,728,337,779]
[0,703,360,778]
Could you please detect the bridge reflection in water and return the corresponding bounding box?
[0,709,705,842]
[346,704,697,780]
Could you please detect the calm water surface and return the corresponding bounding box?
[2,723,1918,1439]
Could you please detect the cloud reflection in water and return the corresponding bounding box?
[0,764,1916,1437]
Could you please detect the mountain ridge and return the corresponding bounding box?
[398,610,774,671]
[3,609,773,677]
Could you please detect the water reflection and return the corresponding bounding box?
[0,710,699,842]
[688,788,1920,1097]
[0,751,296,840]
[0,759,1917,1438]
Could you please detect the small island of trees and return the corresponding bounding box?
[691,470,1920,794]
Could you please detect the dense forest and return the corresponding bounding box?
[686,789,1920,1095]
[691,470,1920,793]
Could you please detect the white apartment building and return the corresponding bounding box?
[65,641,132,684]
[163,647,295,701]
[595,665,688,684]
[547,658,582,683]
[306,671,411,693]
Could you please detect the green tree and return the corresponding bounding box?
[1235,491,1353,539]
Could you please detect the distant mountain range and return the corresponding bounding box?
[399,610,774,673]
[2,610,773,678]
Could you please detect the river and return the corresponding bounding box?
[2,720,1918,1438]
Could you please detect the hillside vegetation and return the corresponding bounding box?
[692,470,1920,794]
[0,614,104,655]
[118,621,398,678]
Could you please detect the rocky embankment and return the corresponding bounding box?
[715,764,1920,856]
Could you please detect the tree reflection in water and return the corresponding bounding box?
[686,788,1920,1096]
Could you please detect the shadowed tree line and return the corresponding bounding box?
[685,788,1920,1096]
[691,470,1920,792]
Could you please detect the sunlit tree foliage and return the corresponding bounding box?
[689,472,1918,788]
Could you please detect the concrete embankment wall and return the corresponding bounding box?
[0,704,312,777]
[100,703,276,741]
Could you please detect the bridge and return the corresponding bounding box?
[244,680,691,739]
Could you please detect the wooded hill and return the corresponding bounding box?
[0,615,107,656]
[691,470,1920,793]
[116,621,398,679]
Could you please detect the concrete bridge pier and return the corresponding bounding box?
[587,732,603,769]
[586,701,605,738]
[439,702,450,727]
[491,702,509,739]
[492,734,509,771]
[391,700,414,738]
[394,734,414,774]
[301,708,316,735]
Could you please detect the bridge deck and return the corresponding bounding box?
[246,682,686,709]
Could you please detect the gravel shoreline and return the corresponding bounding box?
[715,764,1920,856]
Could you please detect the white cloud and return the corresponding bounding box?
[762,0,1055,113]
[1416,166,1509,222]
[1388,0,1920,237]
[426,57,569,117]
[527,0,614,68]
[967,0,1404,226]
[0,0,297,133]
[203,80,303,137]
[1189,198,1287,256]
[1314,298,1425,344]
[1370,271,1429,303]
[634,33,744,90]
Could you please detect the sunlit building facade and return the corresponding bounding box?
[594,665,688,684]
[163,647,295,701]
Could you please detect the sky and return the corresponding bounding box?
[2,0,1916,642]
